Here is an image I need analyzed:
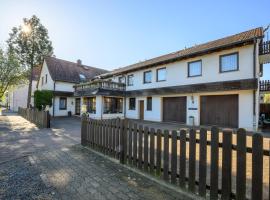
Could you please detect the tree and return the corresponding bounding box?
[0,48,25,99]
[34,90,53,110]
[7,15,53,108]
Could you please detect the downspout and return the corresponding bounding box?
[253,38,257,130]
[53,81,55,117]
[124,74,127,119]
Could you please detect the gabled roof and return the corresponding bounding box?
[44,56,108,83]
[100,27,264,77]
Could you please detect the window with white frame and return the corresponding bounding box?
[103,97,123,114]
[220,52,239,72]
[188,60,202,77]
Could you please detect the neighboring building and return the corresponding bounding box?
[7,67,41,111]
[37,56,108,117]
[74,27,269,131]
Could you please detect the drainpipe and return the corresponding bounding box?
[53,81,55,117]
[124,75,127,119]
[253,38,257,130]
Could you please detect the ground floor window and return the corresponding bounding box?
[103,97,123,114]
[129,98,136,110]
[147,97,152,111]
[84,97,96,113]
[59,97,67,110]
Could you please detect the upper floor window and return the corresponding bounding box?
[45,74,47,83]
[41,77,44,85]
[144,71,152,84]
[59,97,67,110]
[119,76,125,84]
[220,52,239,72]
[146,97,152,111]
[129,98,136,110]
[188,60,202,77]
[156,68,166,82]
[127,75,134,86]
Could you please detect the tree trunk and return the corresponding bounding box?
[27,67,33,108]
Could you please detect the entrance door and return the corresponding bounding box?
[200,94,238,128]
[139,100,144,120]
[163,97,187,123]
[75,98,81,115]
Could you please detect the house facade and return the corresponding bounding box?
[7,67,41,111]
[74,27,267,131]
[37,57,107,117]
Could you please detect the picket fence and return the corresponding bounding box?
[81,117,269,200]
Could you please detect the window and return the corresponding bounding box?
[41,77,44,85]
[119,76,125,84]
[144,71,152,83]
[85,97,96,113]
[156,68,166,82]
[127,74,134,86]
[45,74,47,83]
[220,52,239,72]
[59,97,67,110]
[188,60,202,77]
[79,74,86,82]
[103,97,123,114]
[147,97,152,111]
[129,98,136,110]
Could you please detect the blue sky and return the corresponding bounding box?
[0,0,269,79]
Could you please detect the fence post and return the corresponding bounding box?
[119,119,127,164]
[210,126,219,200]
[221,129,232,200]
[252,133,263,200]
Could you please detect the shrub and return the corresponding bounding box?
[34,90,53,110]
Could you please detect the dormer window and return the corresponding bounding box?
[79,74,86,82]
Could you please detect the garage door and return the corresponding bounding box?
[163,97,186,123]
[200,95,238,128]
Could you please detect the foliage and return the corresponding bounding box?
[7,15,53,107]
[0,48,25,98]
[264,94,270,104]
[34,90,53,110]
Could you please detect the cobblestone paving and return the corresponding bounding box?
[0,114,193,200]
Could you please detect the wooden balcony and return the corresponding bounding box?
[74,80,125,96]
[259,41,270,64]
[260,80,270,92]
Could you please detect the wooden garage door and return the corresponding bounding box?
[163,97,186,123]
[200,95,238,128]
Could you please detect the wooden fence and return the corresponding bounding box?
[18,107,50,128]
[81,117,270,199]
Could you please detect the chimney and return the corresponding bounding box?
[77,59,82,65]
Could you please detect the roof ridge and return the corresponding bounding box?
[45,56,108,72]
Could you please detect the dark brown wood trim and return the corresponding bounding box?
[156,67,167,82]
[143,70,152,84]
[188,59,202,77]
[219,52,239,73]
[126,78,258,97]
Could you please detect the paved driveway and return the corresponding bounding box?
[0,113,193,200]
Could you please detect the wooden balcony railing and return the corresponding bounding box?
[260,80,270,92]
[259,41,270,55]
[74,80,125,92]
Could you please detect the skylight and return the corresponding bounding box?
[79,74,86,81]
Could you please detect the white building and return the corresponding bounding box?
[7,67,40,111]
[37,57,107,117]
[74,27,267,131]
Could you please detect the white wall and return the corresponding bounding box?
[38,61,54,90]
[125,90,255,130]
[8,80,38,111]
[112,45,257,91]
[49,96,75,117]
[55,81,74,92]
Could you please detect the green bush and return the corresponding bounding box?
[34,90,53,110]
